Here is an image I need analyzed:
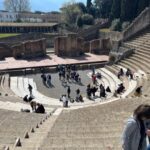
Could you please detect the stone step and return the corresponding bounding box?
[135,51,150,59]
[14,112,59,150]
[130,56,150,68]
[126,58,149,73]
[98,68,117,93]
[10,77,22,98]
[119,61,137,72]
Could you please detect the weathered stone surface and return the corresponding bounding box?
[0,38,46,60]
[55,33,111,56]
[55,33,84,57]
[123,7,150,41]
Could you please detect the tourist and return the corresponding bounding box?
[35,103,45,114]
[106,86,111,93]
[117,68,124,79]
[92,66,95,75]
[46,74,51,87]
[62,95,68,107]
[129,72,134,80]
[117,72,122,79]
[30,101,36,112]
[91,86,98,97]
[76,88,80,102]
[117,83,125,94]
[134,86,143,97]
[75,73,79,82]
[59,71,62,80]
[122,104,150,150]
[126,68,131,77]
[28,84,33,96]
[41,73,47,85]
[92,74,97,85]
[100,84,106,98]
[23,95,28,102]
[120,68,124,76]
[66,73,70,82]
[67,86,71,98]
[79,95,84,102]
[96,72,102,79]
[86,84,91,99]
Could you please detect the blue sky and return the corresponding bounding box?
[0,0,87,12]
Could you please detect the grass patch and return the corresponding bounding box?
[0,33,20,38]
[99,28,110,33]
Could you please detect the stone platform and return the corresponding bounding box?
[0,53,109,71]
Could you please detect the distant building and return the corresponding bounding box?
[0,11,63,23]
[0,11,18,22]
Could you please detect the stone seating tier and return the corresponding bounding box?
[38,97,150,150]
[0,109,45,149]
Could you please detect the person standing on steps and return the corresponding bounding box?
[67,86,71,98]
[28,84,33,96]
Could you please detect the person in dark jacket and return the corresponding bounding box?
[135,86,143,97]
[67,86,71,98]
[35,103,45,114]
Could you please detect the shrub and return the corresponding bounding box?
[110,19,122,31]
[82,14,94,25]
[122,21,130,30]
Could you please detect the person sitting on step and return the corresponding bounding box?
[35,103,45,114]
[30,101,37,112]
[134,86,143,97]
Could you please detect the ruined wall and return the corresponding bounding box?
[55,36,67,56]
[123,7,150,41]
[78,19,110,41]
[99,31,123,41]
[89,38,112,55]
[0,33,59,48]
[0,38,46,60]
[55,34,84,57]
[83,42,90,53]
[55,33,111,56]
[0,46,12,59]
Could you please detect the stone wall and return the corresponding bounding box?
[78,19,110,41]
[83,42,90,53]
[89,38,112,54]
[123,7,150,41]
[0,46,12,59]
[99,31,123,41]
[0,33,59,48]
[0,38,46,60]
[55,33,84,57]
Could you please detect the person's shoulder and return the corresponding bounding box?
[126,117,138,126]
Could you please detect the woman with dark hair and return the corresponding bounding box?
[122,104,150,150]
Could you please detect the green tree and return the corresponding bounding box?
[82,14,94,25]
[76,2,87,13]
[76,16,83,27]
[110,0,121,19]
[110,19,122,31]
[137,0,150,15]
[121,0,137,21]
[94,0,113,18]
[61,2,82,25]
[87,0,92,9]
